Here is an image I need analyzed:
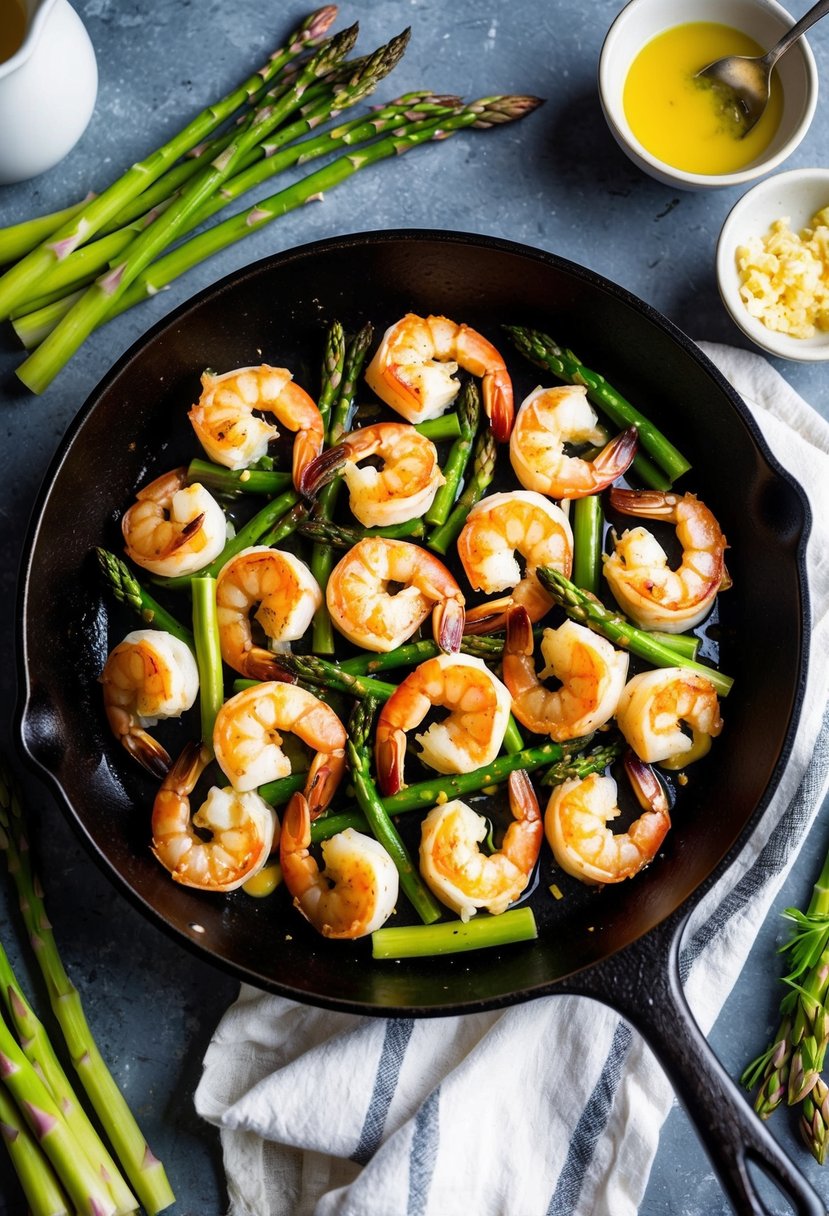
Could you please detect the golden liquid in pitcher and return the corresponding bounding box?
[0,0,28,64]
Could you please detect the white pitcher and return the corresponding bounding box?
[0,0,97,185]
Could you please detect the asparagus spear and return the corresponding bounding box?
[536,567,733,697]
[311,739,623,839]
[503,325,690,485]
[0,766,175,1214]
[273,653,398,701]
[572,494,603,595]
[428,426,497,555]
[346,699,443,925]
[310,323,375,653]
[317,319,346,431]
[801,1077,829,1165]
[12,35,421,329]
[192,576,224,752]
[185,458,292,498]
[0,943,136,1214]
[372,906,538,959]
[743,847,829,1130]
[96,547,194,647]
[80,98,543,339]
[0,1083,70,1216]
[297,516,425,547]
[0,1014,116,1216]
[338,633,505,675]
[424,380,481,527]
[17,24,361,393]
[0,7,339,320]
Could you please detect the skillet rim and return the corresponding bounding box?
[13,227,813,1016]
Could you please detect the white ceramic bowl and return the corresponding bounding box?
[598,0,818,190]
[716,167,829,361]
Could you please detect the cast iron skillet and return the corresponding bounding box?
[17,231,817,1214]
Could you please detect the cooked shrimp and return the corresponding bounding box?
[279,792,398,939]
[545,752,670,885]
[326,537,465,654]
[216,546,322,679]
[151,741,277,892]
[189,364,324,487]
[419,770,542,921]
[375,653,512,796]
[603,489,729,633]
[615,666,723,765]
[503,606,629,741]
[213,681,346,810]
[299,422,444,528]
[364,313,514,442]
[458,490,573,633]
[509,385,638,499]
[121,468,228,577]
[100,629,198,777]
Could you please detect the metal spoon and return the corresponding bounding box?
[696,0,829,133]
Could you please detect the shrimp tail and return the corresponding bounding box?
[305,749,346,817]
[243,649,300,684]
[623,751,669,816]
[593,426,639,485]
[154,511,205,558]
[505,603,535,656]
[376,729,406,797]
[122,730,173,779]
[462,595,513,635]
[433,597,465,653]
[609,487,675,519]
[281,791,311,855]
[507,767,539,823]
[484,370,515,443]
[298,443,347,500]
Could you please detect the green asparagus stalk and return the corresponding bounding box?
[536,567,733,697]
[801,1076,829,1164]
[317,320,346,431]
[192,576,224,752]
[372,905,538,958]
[0,1082,70,1216]
[185,458,292,498]
[503,325,690,485]
[347,700,443,924]
[424,380,480,527]
[0,766,176,1214]
[271,653,398,700]
[311,322,375,653]
[11,35,420,334]
[311,739,623,841]
[0,943,137,1213]
[17,24,361,393]
[428,427,497,555]
[0,1014,115,1216]
[96,547,194,648]
[0,7,339,321]
[156,487,299,592]
[572,494,603,595]
[297,516,425,547]
[84,98,543,337]
[415,415,463,443]
[0,196,92,266]
[743,847,829,1121]
[338,632,507,675]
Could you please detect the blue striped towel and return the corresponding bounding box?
[195,344,829,1216]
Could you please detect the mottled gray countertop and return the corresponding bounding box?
[1,1,828,1213]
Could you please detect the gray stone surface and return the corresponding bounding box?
[1,1,828,1213]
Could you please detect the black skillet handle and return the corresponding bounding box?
[556,908,826,1216]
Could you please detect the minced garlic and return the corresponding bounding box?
[735,205,829,338]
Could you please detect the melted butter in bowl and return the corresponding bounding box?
[623,22,784,175]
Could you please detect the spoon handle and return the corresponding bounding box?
[764,0,829,68]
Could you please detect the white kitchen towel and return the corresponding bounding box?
[195,343,829,1216]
